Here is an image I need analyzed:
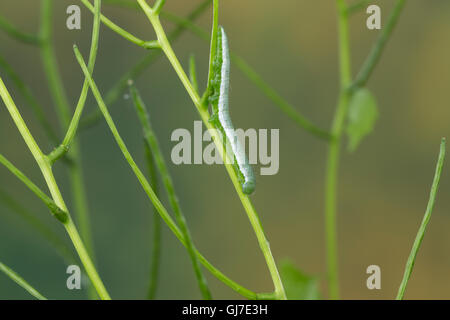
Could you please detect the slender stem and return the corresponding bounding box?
[0,76,110,300]
[144,143,162,300]
[136,2,286,299]
[396,138,446,300]
[74,46,257,299]
[130,85,212,299]
[79,0,212,129]
[0,261,47,300]
[324,0,353,300]
[352,0,406,89]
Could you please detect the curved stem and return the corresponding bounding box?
[396,138,446,300]
[136,2,286,299]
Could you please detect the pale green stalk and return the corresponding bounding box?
[136,0,286,300]
[0,262,47,300]
[396,138,446,300]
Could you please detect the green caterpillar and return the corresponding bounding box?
[209,26,256,195]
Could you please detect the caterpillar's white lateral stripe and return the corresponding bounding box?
[217,27,255,194]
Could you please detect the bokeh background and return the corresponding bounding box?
[0,0,450,300]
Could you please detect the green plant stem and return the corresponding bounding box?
[74,46,257,299]
[324,0,353,300]
[352,0,406,89]
[0,189,76,263]
[144,143,162,300]
[39,0,96,285]
[136,2,286,299]
[0,76,111,300]
[130,85,212,299]
[396,138,446,300]
[0,15,41,45]
[79,0,212,130]
[0,261,47,300]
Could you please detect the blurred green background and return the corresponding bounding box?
[1,0,450,300]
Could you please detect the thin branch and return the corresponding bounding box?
[0,261,47,300]
[351,0,406,89]
[396,138,446,300]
